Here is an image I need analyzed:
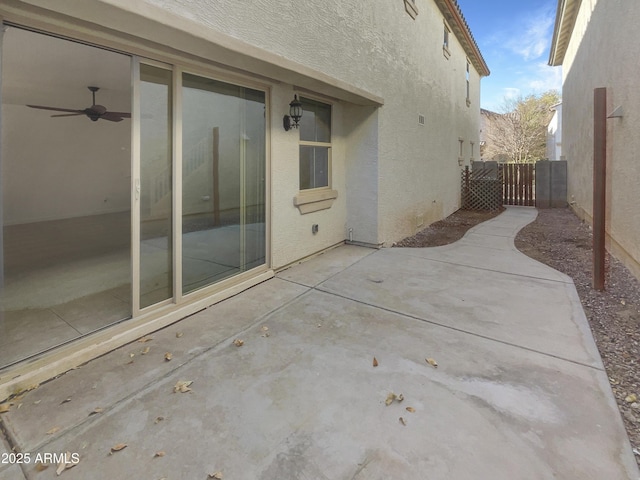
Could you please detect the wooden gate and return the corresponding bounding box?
[501,163,535,206]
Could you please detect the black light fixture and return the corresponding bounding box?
[283,94,303,131]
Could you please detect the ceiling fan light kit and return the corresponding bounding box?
[26,86,131,122]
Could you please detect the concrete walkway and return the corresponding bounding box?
[1,206,638,479]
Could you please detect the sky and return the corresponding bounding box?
[455,0,562,112]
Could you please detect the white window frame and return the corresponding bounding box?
[466,60,471,107]
[293,95,338,214]
[443,22,451,59]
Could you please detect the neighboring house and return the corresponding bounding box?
[549,0,640,281]
[479,108,509,163]
[546,102,562,160]
[0,0,488,397]
[480,108,498,161]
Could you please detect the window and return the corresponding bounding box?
[466,60,471,106]
[470,141,475,160]
[299,97,331,190]
[443,23,451,58]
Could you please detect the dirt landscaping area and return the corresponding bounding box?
[395,207,640,466]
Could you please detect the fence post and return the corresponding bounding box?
[593,87,607,291]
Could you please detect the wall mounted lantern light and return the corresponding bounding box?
[283,94,303,131]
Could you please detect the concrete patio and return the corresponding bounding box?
[1,206,638,479]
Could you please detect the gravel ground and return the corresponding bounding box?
[396,207,640,466]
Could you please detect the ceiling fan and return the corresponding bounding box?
[27,86,130,122]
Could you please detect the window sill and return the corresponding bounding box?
[443,45,451,59]
[293,189,338,214]
[404,0,418,19]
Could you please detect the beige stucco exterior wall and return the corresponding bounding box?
[1,0,483,265]
[143,0,483,249]
[561,0,640,278]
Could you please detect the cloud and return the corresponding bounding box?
[503,87,521,99]
[528,63,562,91]
[505,6,556,61]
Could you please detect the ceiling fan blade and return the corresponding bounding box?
[99,113,125,122]
[27,105,84,114]
[106,111,131,118]
[50,113,85,118]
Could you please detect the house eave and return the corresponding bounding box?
[433,0,490,77]
[548,0,582,66]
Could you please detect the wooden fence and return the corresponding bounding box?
[501,163,535,206]
[461,166,502,210]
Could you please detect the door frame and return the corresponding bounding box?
[0,20,273,400]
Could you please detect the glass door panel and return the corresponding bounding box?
[181,73,265,294]
[139,64,173,308]
[0,27,132,368]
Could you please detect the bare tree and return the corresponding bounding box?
[483,90,560,163]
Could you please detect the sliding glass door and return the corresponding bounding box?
[139,64,173,308]
[180,73,266,295]
[0,26,132,367]
[0,27,267,369]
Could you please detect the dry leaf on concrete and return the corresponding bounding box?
[137,337,153,343]
[373,357,379,367]
[233,339,244,347]
[399,417,407,426]
[154,451,165,458]
[406,406,416,413]
[0,404,10,414]
[164,353,173,361]
[35,462,48,472]
[46,426,61,435]
[173,381,193,393]
[109,443,127,455]
[209,472,223,479]
[141,346,151,355]
[426,358,438,368]
[60,397,71,405]
[385,392,404,405]
[89,407,104,416]
[176,332,184,338]
[55,452,77,475]
[154,416,165,424]
[261,326,269,332]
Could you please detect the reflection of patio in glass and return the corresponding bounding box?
[0,218,265,369]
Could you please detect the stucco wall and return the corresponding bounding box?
[144,0,483,248]
[269,87,348,269]
[561,0,640,278]
[2,0,483,265]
